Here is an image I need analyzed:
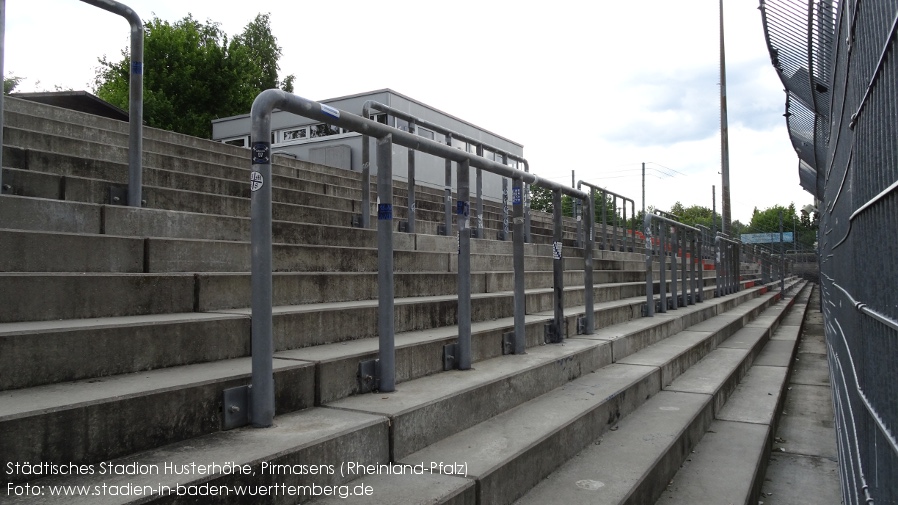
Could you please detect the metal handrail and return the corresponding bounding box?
[80,0,144,206]
[361,100,531,240]
[643,213,702,317]
[576,181,637,252]
[249,90,590,427]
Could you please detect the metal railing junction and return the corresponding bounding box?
[360,100,531,241]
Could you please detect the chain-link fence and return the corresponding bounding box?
[761,0,897,502]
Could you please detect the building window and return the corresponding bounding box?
[281,127,308,142]
[483,148,495,161]
[222,136,249,147]
[369,113,387,124]
[453,137,467,151]
[394,117,409,132]
[418,127,435,140]
[310,123,341,138]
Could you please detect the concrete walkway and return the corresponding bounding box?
[760,285,842,504]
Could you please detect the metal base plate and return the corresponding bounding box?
[108,185,128,206]
[544,323,562,344]
[350,214,363,228]
[502,332,515,355]
[496,230,507,241]
[357,359,380,393]
[443,343,459,370]
[222,385,250,430]
[576,316,587,335]
[437,223,448,236]
[398,221,410,233]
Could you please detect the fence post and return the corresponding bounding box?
[443,134,452,236]
[512,177,526,353]
[550,189,565,342]
[376,135,396,391]
[406,121,416,233]
[249,113,274,428]
[659,223,668,312]
[670,225,679,309]
[583,194,595,333]
[644,215,655,316]
[456,159,472,369]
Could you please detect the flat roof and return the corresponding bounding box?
[11,91,129,121]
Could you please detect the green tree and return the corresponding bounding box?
[4,73,24,94]
[94,13,294,138]
[529,185,622,225]
[744,203,816,250]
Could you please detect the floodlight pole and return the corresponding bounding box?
[719,0,732,234]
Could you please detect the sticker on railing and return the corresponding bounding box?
[513,188,522,205]
[251,142,270,164]
[250,171,264,192]
[378,204,392,220]
[553,241,562,260]
[131,61,143,75]
[457,201,469,217]
[320,104,341,119]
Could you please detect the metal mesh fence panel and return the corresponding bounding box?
[761,0,897,502]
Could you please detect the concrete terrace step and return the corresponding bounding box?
[0,278,712,391]
[0,283,769,477]
[509,281,807,505]
[318,283,799,505]
[655,284,812,505]
[4,407,390,504]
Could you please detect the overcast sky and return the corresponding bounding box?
[5,0,812,224]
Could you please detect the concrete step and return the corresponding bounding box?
[0,283,758,474]
[4,407,390,504]
[510,281,807,505]
[655,284,812,505]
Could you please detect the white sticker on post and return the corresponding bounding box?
[250,171,264,192]
[553,241,562,260]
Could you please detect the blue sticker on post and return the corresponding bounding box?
[378,204,393,220]
[252,142,270,164]
[513,188,522,205]
[131,61,143,75]
[456,201,469,217]
[320,104,341,119]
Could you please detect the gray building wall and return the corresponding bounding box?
[211,89,524,202]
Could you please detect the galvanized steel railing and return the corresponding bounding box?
[360,100,530,241]
[642,213,702,317]
[243,90,593,428]
[575,181,637,253]
[0,0,144,204]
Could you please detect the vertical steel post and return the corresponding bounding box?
[670,225,679,309]
[644,215,655,316]
[552,189,564,340]
[575,194,583,246]
[719,0,732,234]
[457,159,472,369]
[715,236,722,297]
[443,134,452,236]
[79,0,143,206]
[622,202,629,252]
[361,135,371,229]
[376,135,396,391]
[690,232,698,303]
[680,226,687,307]
[523,163,532,243]
[249,117,274,428]
[712,186,717,236]
[779,209,785,294]
[659,223,668,312]
[512,177,526,353]
[641,162,646,216]
[475,145,484,239]
[584,194,595,333]
[501,177,509,240]
[407,121,416,233]
[612,195,619,250]
[601,189,608,250]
